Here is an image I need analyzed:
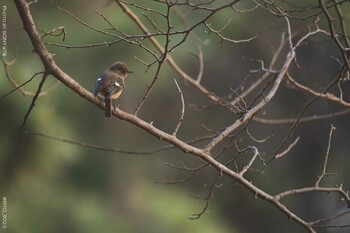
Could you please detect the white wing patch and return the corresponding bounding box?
[114,82,121,87]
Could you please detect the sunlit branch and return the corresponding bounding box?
[172,78,185,136]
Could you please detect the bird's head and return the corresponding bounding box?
[109,61,133,78]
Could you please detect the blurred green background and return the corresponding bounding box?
[1,0,350,232]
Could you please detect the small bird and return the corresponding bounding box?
[93,61,133,118]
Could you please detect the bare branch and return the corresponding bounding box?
[230,31,286,106]
[312,209,350,228]
[0,56,58,97]
[189,174,221,220]
[26,131,218,155]
[315,125,336,187]
[238,146,259,176]
[116,0,243,114]
[275,186,350,206]
[205,14,296,153]
[286,73,350,107]
[246,126,273,143]
[194,44,204,84]
[253,109,350,124]
[0,71,45,100]
[275,137,300,159]
[131,2,173,115]
[20,73,48,130]
[172,78,185,136]
[318,0,350,67]
[40,26,66,41]
[205,21,271,45]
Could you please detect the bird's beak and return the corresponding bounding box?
[128,70,134,73]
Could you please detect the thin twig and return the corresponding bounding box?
[275,137,300,159]
[195,44,204,84]
[315,125,336,187]
[239,146,259,176]
[172,78,185,136]
[286,73,350,107]
[26,131,217,155]
[0,57,55,98]
[312,209,350,227]
[0,71,45,100]
[20,73,48,130]
[188,174,221,220]
[253,109,350,124]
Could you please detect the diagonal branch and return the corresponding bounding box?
[19,73,48,130]
[0,71,45,100]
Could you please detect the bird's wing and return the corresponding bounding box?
[93,75,103,96]
[106,81,123,99]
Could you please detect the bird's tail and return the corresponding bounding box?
[105,98,112,118]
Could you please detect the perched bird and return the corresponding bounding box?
[93,61,133,118]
